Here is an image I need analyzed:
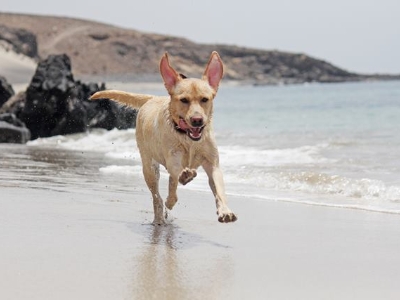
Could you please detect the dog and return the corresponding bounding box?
[90,51,237,224]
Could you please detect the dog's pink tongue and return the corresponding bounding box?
[178,119,190,130]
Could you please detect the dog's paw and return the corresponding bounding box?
[178,168,197,185]
[165,195,178,210]
[152,218,167,226]
[164,209,175,222]
[218,212,238,223]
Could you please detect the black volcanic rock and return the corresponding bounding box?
[9,54,137,140]
[0,113,31,143]
[20,54,85,138]
[0,76,14,107]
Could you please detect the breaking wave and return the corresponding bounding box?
[28,128,400,213]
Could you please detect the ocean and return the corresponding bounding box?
[3,80,400,213]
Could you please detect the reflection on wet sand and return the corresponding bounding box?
[0,143,135,192]
[1,144,99,186]
[130,224,234,299]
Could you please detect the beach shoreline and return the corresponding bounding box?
[1,144,400,300]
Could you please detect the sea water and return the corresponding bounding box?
[27,80,400,213]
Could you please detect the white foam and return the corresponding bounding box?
[105,151,141,161]
[219,143,331,168]
[99,165,142,176]
[28,128,137,153]
[271,172,400,202]
[99,165,170,180]
[27,128,400,213]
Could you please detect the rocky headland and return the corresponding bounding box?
[1,12,399,85]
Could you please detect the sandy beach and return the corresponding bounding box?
[0,47,36,88]
[1,51,400,299]
[1,144,400,300]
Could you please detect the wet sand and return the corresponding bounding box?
[1,144,400,299]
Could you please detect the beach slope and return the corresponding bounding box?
[1,144,400,300]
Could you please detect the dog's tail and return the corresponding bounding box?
[90,90,152,109]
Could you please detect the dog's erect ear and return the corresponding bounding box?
[203,51,224,91]
[160,52,180,93]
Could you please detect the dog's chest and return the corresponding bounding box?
[180,144,206,169]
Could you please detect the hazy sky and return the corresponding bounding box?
[2,0,399,74]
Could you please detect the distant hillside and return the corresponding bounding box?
[0,12,399,85]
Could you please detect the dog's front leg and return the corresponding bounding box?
[165,153,182,211]
[202,161,237,223]
[165,175,179,210]
[165,152,197,210]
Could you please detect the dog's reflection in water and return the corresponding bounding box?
[130,224,234,299]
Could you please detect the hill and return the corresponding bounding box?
[0,12,398,85]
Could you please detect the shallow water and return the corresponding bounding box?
[3,80,400,213]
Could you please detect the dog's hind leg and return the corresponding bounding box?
[142,158,165,225]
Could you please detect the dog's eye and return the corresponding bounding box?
[201,98,209,103]
[180,98,189,104]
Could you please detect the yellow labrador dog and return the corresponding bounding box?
[91,51,237,225]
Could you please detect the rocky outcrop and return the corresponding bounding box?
[1,12,398,85]
[0,113,30,143]
[211,46,360,84]
[0,76,14,107]
[0,24,38,59]
[0,54,137,141]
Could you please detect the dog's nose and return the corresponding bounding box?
[190,116,204,127]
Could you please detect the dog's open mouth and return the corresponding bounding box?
[177,118,205,141]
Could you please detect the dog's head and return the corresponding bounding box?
[160,52,223,141]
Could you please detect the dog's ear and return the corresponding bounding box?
[203,51,224,91]
[160,52,180,93]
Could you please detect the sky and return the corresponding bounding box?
[1,0,399,74]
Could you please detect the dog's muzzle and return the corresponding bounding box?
[175,118,205,141]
